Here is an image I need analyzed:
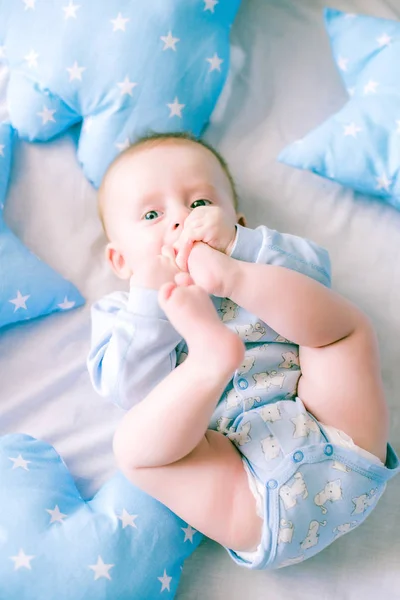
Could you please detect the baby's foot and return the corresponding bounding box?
[159,279,244,379]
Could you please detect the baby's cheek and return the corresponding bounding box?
[135,232,164,265]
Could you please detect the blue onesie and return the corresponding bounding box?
[87,224,400,569]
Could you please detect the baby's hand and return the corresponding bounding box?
[130,246,181,291]
[174,206,236,271]
[188,242,236,298]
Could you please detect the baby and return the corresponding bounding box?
[87,131,400,569]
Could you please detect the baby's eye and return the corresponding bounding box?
[143,210,161,221]
[191,198,212,209]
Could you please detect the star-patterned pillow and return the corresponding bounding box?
[0,122,84,330]
[0,0,242,188]
[0,433,201,599]
[278,9,400,210]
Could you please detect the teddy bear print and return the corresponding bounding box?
[224,388,242,410]
[216,416,233,435]
[351,489,378,515]
[237,356,256,375]
[253,371,286,390]
[331,461,351,473]
[275,334,291,343]
[261,434,282,461]
[279,351,300,369]
[300,520,327,550]
[235,322,266,342]
[243,396,262,411]
[219,299,239,323]
[259,404,282,423]
[314,479,343,514]
[227,421,251,447]
[278,519,295,544]
[279,472,308,509]
[332,521,358,538]
[291,414,320,438]
[249,343,270,354]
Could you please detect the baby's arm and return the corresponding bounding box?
[229,224,331,287]
[87,286,182,409]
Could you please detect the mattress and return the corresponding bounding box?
[1,0,399,598]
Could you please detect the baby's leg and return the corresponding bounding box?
[113,275,263,551]
[216,254,389,463]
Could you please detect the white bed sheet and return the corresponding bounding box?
[1,0,399,598]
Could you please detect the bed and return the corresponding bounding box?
[1,0,399,598]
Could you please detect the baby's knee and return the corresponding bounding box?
[351,310,379,352]
[112,425,136,473]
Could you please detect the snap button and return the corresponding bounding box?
[324,444,333,456]
[237,378,248,390]
[267,479,278,490]
[293,450,304,463]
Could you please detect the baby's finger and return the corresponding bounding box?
[176,238,194,271]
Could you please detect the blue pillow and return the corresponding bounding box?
[0,122,84,329]
[278,8,400,210]
[0,433,201,599]
[0,0,241,188]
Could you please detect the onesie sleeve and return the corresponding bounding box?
[87,285,183,410]
[229,224,331,287]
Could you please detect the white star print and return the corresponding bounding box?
[347,87,355,97]
[344,13,356,18]
[343,123,362,138]
[115,138,130,152]
[158,569,172,592]
[37,106,56,124]
[338,56,349,72]
[9,454,31,470]
[23,0,36,10]
[111,13,130,32]
[364,80,379,95]
[46,505,68,524]
[63,1,80,19]
[206,53,223,72]
[67,61,86,82]
[9,291,30,312]
[117,76,137,97]
[396,120,400,134]
[204,0,219,13]
[160,31,180,51]
[57,297,76,310]
[376,173,392,192]
[0,144,4,157]
[377,33,391,47]
[167,97,185,118]
[88,556,114,581]
[10,549,35,570]
[118,508,138,529]
[181,524,197,543]
[24,50,39,68]
[0,46,6,59]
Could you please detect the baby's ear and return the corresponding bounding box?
[105,243,132,279]
[236,212,246,227]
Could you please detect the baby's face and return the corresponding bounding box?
[102,140,239,279]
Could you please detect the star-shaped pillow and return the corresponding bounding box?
[278,9,400,210]
[0,0,241,188]
[0,122,83,329]
[0,433,201,599]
